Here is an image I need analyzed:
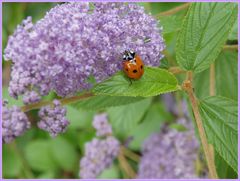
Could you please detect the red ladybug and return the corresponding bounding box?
[122,50,144,80]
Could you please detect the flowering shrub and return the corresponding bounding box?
[2,100,30,143]
[138,118,200,179]
[4,2,164,99]
[80,113,119,178]
[38,100,69,137]
[2,2,238,179]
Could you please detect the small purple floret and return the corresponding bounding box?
[38,100,69,137]
[2,100,31,143]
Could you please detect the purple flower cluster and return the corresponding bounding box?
[92,113,112,136]
[23,90,41,105]
[37,100,69,137]
[80,136,120,178]
[137,118,200,179]
[2,100,31,143]
[79,113,120,178]
[4,2,165,99]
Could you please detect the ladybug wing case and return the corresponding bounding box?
[122,56,144,80]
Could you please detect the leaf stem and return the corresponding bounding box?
[155,3,191,18]
[121,146,140,163]
[209,64,215,96]
[169,66,186,74]
[182,71,218,179]
[117,148,136,179]
[21,92,94,112]
[223,44,238,51]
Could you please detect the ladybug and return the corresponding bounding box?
[122,50,144,80]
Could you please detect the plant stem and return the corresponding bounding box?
[169,66,186,74]
[21,92,94,112]
[209,64,215,96]
[121,146,140,163]
[155,3,191,18]
[117,148,136,179]
[223,44,238,51]
[182,71,218,179]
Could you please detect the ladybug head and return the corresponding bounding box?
[123,50,135,61]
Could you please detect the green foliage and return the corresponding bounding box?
[215,52,238,100]
[159,15,182,35]
[3,145,23,178]
[50,137,78,171]
[176,2,237,73]
[199,96,238,173]
[128,103,173,150]
[66,106,94,129]
[71,95,144,110]
[98,164,120,179]
[93,67,179,97]
[194,51,238,100]
[228,18,238,40]
[215,152,237,179]
[24,140,58,172]
[37,171,55,179]
[107,98,152,138]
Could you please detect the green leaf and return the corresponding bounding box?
[77,131,95,153]
[37,171,55,179]
[107,98,152,138]
[93,67,179,97]
[194,51,238,100]
[199,96,238,172]
[149,2,184,15]
[24,140,58,172]
[228,18,238,40]
[98,164,120,179]
[215,52,238,100]
[159,57,169,69]
[3,145,23,178]
[71,95,144,110]
[176,3,237,73]
[50,137,78,171]
[215,152,237,178]
[159,15,182,34]
[128,103,172,150]
[67,106,94,129]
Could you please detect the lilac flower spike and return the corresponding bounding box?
[92,113,112,136]
[80,136,120,179]
[4,2,165,99]
[2,100,31,143]
[23,90,41,105]
[137,118,200,179]
[38,100,69,137]
[79,113,120,178]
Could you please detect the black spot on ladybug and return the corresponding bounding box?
[140,65,143,69]
[126,68,128,71]
[133,69,137,73]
